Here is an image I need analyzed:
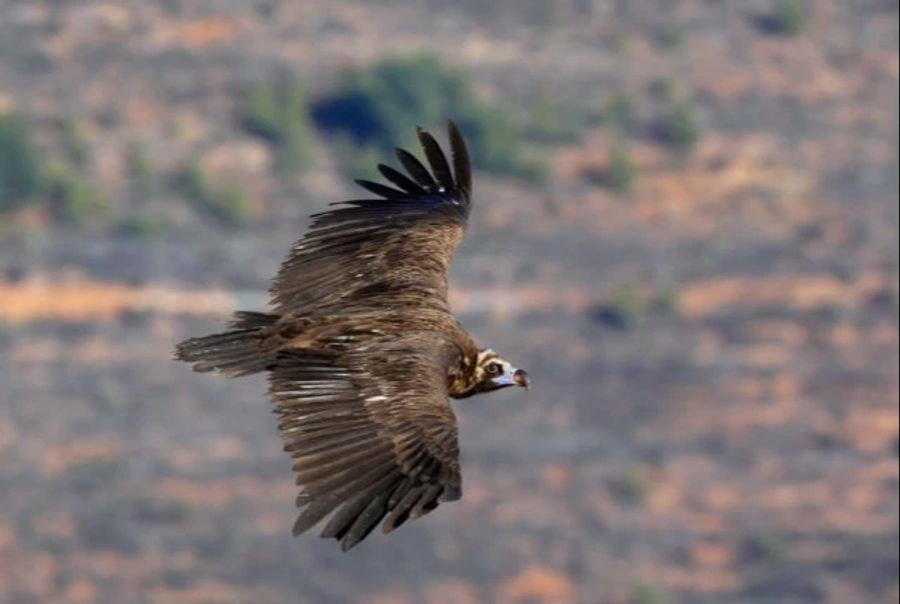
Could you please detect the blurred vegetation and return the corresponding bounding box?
[742,531,790,566]
[608,466,649,507]
[312,54,546,181]
[631,581,667,604]
[657,21,687,51]
[125,141,156,195]
[524,88,584,144]
[3,57,582,233]
[0,113,114,228]
[44,164,111,228]
[55,115,91,168]
[175,159,251,228]
[607,31,630,55]
[595,93,636,133]
[0,113,44,213]
[116,215,166,240]
[593,284,644,329]
[759,0,810,37]
[605,141,637,195]
[591,283,679,329]
[331,135,383,181]
[650,284,679,315]
[239,77,317,176]
[657,96,701,154]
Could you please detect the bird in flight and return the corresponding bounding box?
[175,121,530,551]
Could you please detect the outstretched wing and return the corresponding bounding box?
[270,341,461,551]
[271,121,472,315]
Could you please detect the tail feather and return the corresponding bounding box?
[174,311,279,377]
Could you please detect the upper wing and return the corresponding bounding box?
[270,340,462,551]
[270,121,472,314]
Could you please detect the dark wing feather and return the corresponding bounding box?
[448,120,472,197]
[417,127,453,190]
[269,122,472,315]
[377,164,426,195]
[395,148,437,189]
[270,343,462,551]
[353,179,406,199]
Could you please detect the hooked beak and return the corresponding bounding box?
[492,367,531,390]
[513,369,530,389]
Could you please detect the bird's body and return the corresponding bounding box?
[175,122,528,550]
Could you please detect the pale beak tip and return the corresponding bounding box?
[513,369,531,389]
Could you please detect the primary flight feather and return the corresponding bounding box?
[174,121,530,551]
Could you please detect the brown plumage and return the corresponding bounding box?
[174,122,530,551]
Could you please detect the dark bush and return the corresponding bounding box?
[125,142,155,194]
[590,283,680,328]
[605,142,636,195]
[741,531,790,566]
[44,164,111,227]
[592,284,644,329]
[56,115,91,168]
[596,93,636,133]
[239,77,316,175]
[312,54,544,181]
[757,0,810,37]
[175,159,251,227]
[0,113,44,212]
[524,89,583,144]
[657,97,700,154]
[631,581,667,604]
[658,21,687,50]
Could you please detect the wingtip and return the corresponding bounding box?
[415,124,434,143]
[291,518,304,537]
[446,119,471,196]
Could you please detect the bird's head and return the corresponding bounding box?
[464,348,530,396]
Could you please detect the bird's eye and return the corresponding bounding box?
[485,362,502,375]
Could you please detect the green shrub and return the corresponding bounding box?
[658,22,687,50]
[239,77,316,175]
[0,113,44,212]
[742,531,789,565]
[312,53,544,181]
[214,186,251,227]
[591,283,679,327]
[631,581,666,604]
[117,215,164,240]
[524,89,583,144]
[763,0,810,36]
[596,93,635,132]
[650,284,679,315]
[648,78,680,104]
[608,466,648,506]
[44,164,111,227]
[125,142,155,193]
[175,159,212,204]
[593,283,644,329]
[605,142,636,195]
[658,97,700,154]
[175,159,251,227]
[56,116,91,168]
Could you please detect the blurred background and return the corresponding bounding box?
[0,1,898,603]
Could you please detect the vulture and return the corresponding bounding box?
[174,121,530,551]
